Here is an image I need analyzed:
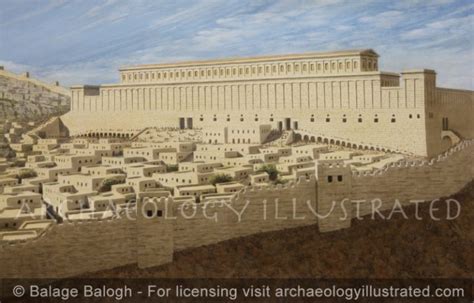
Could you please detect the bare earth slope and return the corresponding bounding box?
[91,181,473,279]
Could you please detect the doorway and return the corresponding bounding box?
[278,121,283,132]
[285,118,291,130]
[186,117,193,129]
[442,117,449,130]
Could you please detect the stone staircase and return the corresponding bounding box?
[266,130,294,146]
[263,129,282,143]
[27,116,69,139]
[130,127,151,141]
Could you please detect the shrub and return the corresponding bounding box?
[98,176,124,193]
[210,174,233,185]
[166,164,179,172]
[257,164,279,181]
[274,177,289,185]
[16,168,37,181]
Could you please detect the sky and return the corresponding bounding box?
[0,0,473,89]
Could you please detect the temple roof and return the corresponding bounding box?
[120,49,379,71]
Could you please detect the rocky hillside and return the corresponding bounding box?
[0,68,70,122]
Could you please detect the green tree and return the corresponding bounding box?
[16,168,37,181]
[257,164,279,181]
[98,176,125,193]
[166,164,179,172]
[274,177,288,185]
[209,174,233,185]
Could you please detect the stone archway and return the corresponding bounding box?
[441,130,459,149]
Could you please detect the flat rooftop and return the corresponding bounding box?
[177,184,215,191]
[20,220,54,231]
[0,231,37,241]
[120,49,379,71]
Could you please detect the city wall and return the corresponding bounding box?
[0,218,137,278]
[0,141,472,278]
[425,87,474,156]
[0,176,317,279]
[351,139,474,216]
[317,140,474,231]
[172,177,317,251]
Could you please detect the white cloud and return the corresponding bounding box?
[359,10,407,29]
[1,0,472,89]
[401,14,473,41]
[391,0,456,10]
[0,60,34,73]
[0,0,66,26]
[85,0,120,17]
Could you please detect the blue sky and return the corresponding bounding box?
[0,0,473,89]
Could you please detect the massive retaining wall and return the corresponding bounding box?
[0,141,472,278]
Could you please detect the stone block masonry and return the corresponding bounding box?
[0,141,472,278]
[62,49,474,157]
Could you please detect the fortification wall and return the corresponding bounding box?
[425,87,474,156]
[0,217,138,278]
[0,177,317,278]
[0,142,471,278]
[350,140,474,217]
[172,176,317,251]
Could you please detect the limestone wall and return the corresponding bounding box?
[172,176,317,251]
[425,87,474,156]
[350,140,474,217]
[0,177,317,278]
[0,218,137,278]
[63,70,440,156]
[61,50,474,157]
[312,140,473,232]
[0,142,471,278]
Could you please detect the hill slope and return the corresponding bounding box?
[0,69,70,121]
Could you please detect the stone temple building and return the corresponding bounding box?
[61,49,473,157]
